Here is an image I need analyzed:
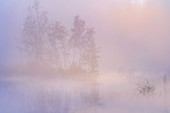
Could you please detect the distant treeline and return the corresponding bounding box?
[19,0,99,75]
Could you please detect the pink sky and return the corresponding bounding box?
[1,0,170,72]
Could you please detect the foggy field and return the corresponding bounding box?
[0,72,169,113]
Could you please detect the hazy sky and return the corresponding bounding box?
[1,0,170,72]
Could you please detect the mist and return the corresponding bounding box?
[1,0,170,113]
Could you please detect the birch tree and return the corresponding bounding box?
[22,0,48,63]
[46,21,68,69]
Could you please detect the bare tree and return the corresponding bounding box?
[46,21,68,70]
[69,16,99,74]
[21,0,69,72]
[22,0,48,63]
[69,15,86,65]
[21,1,99,75]
[82,28,99,74]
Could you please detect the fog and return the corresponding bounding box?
[0,0,170,113]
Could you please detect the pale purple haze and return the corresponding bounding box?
[0,0,170,113]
